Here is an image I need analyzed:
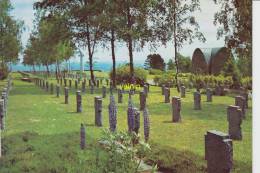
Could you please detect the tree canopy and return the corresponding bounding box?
[0,0,23,77]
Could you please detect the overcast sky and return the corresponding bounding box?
[10,0,225,64]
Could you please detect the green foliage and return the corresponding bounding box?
[0,65,9,80]
[167,54,192,73]
[167,59,175,70]
[237,56,252,77]
[100,130,152,173]
[154,73,175,87]
[149,69,163,75]
[23,14,75,73]
[0,0,23,75]
[153,71,252,90]
[144,54,165,71]
[213,0,252,58]
[110,65,148,85]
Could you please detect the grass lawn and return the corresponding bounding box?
[0,72,252,173]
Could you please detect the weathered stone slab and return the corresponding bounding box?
[94,96,102,126]
[102,86,106,98]
[108,94,117,132]
[161,85,165,95]
[241,92,249,109]
[227,105,242,140]
[206,88,213,102]
[235,96,246,119]
[80,123,86,149]
[143,85,148,97]
[164,88,170,103]
[0,99,5,130]
[118,89,123,103]
[81,81,86,93]
[69,80,72,88]
[205,130,233,173]
[194,91,201,110]
[172,97,181,122]
[64,87,69,104]
[76,91,82,113]
[50,83,54,94]
[180,86,185,98]
[56,85,60,97]
[90,84,94,94]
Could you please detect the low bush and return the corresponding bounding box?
[153,72,252,90]
[110,65,148,86]
[149,69,163,75]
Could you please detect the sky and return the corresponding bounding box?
[10,0,225,64]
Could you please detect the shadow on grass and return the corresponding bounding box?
[146,141,252,173]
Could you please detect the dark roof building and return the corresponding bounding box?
[191,47,231,75]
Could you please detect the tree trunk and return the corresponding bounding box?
[173,0,180,92]
[46,63,50,78]
[86,25,95,85]
[127,4,134,80]
[33,64,36,73]
[111,29,116,88]
[55,62,58,80]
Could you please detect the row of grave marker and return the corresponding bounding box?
[32,77,151,147]
[0,76,13,158]
[33,77,249,173]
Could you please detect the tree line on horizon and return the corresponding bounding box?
[0,0,252,87]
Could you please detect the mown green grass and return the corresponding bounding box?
[0,72,252,173]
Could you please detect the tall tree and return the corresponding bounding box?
[35,0,104,84]
[144,54,165,71]
[159,0,206,91]
[115,0,160,81]
[0,0,23,78]
[213,0,252,76]
[24,13,75,77]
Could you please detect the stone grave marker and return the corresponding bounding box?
[65,87,69,104]
[194,91,201,110]
[76,91,82,113]
[235,96,246,119]
[80,123,86,149]
[164,88,170,103]
[227,105,242,140]
[172,97,181,122]
[180,86,186,98]
[102,86,106,98]
[206,88,213,102]
[56,85,60,97]
[94,96,102,126]
[205,130,233,173]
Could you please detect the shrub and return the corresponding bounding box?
[110,65,148,86]
[0,66,9,80]
[149,69,163,75]
[153,73,175,87]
